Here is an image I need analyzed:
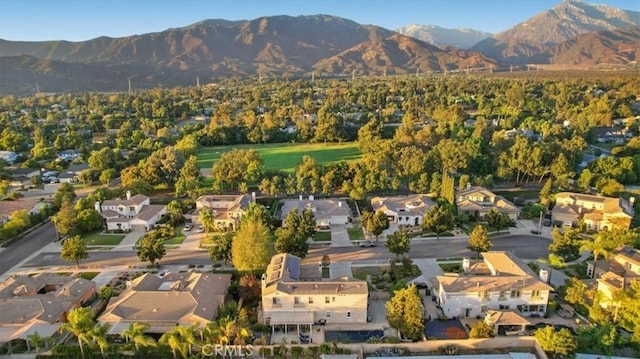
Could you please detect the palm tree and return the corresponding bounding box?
[159,326,196,359]
[90,323,110,358]
[27,331,45,354]
[58,307,95,359]
[121,322,156,353]
[580,233,615,277]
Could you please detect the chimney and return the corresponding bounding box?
[630,197,636,206]
[462,258,470,272]
[94,201,101,213]
[539,269,550,283]
[126,190,131,200]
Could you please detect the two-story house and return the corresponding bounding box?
[591,247,640,308]
[370,194,436,227]
[434,251,552,319]
[97,191,166,232]
[455,186,521,221]
[552,192,634,230]
[190,194,253,231]
[261,254,368,336]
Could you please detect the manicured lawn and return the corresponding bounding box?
[163,226,186,245]
[197,142,362,172]
[313,231,332,241]
[81,231,125,246]
[494,189,540,201]
[347,225,365,241]
[78,272,100,280]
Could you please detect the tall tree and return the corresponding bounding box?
[534,325,577,359]
[385,284,424,340]
[232,220,273,273]
[135,235,166,267]
[385,228,411,258]
[362,210,390,241]
[53,199,78,237]
[422,205,455,240]
[159,326,195,359]
[485,209,511,233]
[60,235,88,268]
[209,232,233,265]
[58,307,95,359]
[121,322,156,354]
[467,224,492,258]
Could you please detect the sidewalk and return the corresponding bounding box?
[111,231,144,251]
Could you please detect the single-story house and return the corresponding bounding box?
[279,196,350,227]
[456,185,521,221]
[99,272,232,334]
[370,194,436,227]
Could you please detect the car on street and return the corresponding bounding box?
[360,240,376,248]
[184,224,192,231]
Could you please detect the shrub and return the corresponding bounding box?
[291,346,304,358]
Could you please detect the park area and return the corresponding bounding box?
[196,142,361,172]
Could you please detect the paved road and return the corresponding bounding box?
[19,234,550,270]
[0,221,57,274]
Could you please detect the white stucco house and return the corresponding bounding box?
[260,253,369,337]
[370,194,435,227]
[279,196,350,227]
[97,191,166,232]
[434,251,552,319]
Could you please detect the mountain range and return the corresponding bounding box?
[0,0,638,95]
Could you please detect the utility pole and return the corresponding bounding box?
[196,76,200,88]
[128,78,132,96]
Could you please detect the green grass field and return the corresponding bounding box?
[81,231,126,246]
[197,142,362,173]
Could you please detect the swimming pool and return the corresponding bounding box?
[324,330,384,343]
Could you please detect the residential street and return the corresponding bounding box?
[8,234,551,276]
[0,221,57,275]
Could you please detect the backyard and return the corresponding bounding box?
[196,142,361,172]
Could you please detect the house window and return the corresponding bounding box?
[499,305,510,310]
[531,290,541,298]
[346,311,352,318]
[510,290,521,298]
[272,297,280,305]
[326,312,331,318]
[308,297,314,304]
[480,306,488,313]
[129,206,135,212]
[325,297,330,304]
[294,297,301,304]
[332,297,335,303]
[499,291,506,300]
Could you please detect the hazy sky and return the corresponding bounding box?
[1,0,638,41]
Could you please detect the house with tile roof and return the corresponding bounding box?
[455,186,521,221]
[260,253,368,335]
[552,192,634,230]
[99,271,232,334]
[279,196,351,227]
[190,194,253,231]
[0,274,96,343]
[370,194,436,227]
[433,251,553,319]
[590,246,640,309]
[0,198,49,225]
[96,191,166,232]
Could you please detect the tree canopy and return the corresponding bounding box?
[232,220,273,273]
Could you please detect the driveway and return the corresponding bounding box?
[329,225,351,247]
